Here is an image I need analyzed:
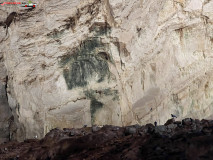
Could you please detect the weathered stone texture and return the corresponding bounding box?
[0,0,212,140]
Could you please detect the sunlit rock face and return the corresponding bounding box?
[0,0,212,141]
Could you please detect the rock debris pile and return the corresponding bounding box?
[1,118,213,160]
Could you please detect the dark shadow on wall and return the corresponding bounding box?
[0,81,12,143]
[0,62,25,143]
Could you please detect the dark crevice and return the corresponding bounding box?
[98,52,109,60]
[5,76,8,102]
[4,12,17,28]
[4,12,17,35]
[0,21,6,28]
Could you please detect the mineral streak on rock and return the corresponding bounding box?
[59,37,111,90]
[84,89,119,125]
[54,20,121,128]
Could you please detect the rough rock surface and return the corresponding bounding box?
[0,118,213,159]
[0,0,213,141]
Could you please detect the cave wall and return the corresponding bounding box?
[0,0,212,140]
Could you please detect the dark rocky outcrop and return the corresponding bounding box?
[1,118,213,159]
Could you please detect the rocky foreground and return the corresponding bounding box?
[1,118,213,160]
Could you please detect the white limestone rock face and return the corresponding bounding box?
[0,0,212,140]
